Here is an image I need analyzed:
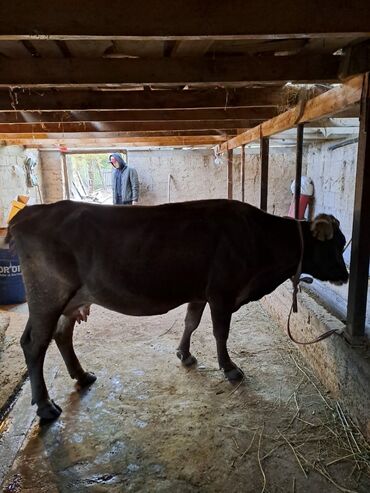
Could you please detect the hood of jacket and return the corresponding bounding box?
[110,153,126,170]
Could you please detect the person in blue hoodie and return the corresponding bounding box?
[109,153,139,205]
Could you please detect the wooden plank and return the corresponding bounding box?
[294,124,304,219]
[0,120,258,133]
[0,88,286,111]
[171,40,214,57]
[0,1,368,40]
[0,135,227,146]
[227,149,233,199]
[260,137,269,211]
[0,56,340,87]
[346,73,370,340]
[0,131,231,140]
[218,75,364,153]
[0,108,277,123]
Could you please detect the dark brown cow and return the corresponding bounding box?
[7,199,348,420]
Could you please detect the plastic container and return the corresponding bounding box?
[0,247,26,304]
[288,194,311,219]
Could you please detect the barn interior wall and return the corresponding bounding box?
[127,149,232,204]
[241,147,302,216]
[304,142,357,265]
[0,145,42,228]
[41,149,242,205]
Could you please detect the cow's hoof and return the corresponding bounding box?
[176,351,197,367]
[224,367,245,382]
[37,399,62,421]
[77,371,97,388]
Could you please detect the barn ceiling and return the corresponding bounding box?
[0,1,369,148]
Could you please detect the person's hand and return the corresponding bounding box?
[132,201,138,205]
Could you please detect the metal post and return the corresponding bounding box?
[346,73,370,341]
[295,123,304,219]
[227,149,233,199]
[260,137,269,211]
[241,145,245,202]
[61,152,70,200]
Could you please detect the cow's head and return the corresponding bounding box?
[304,214,349,285]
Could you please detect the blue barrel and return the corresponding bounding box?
[0,247,26,304]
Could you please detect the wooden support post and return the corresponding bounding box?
[260,137,269,211]
[227,149,233,199]
[61,152,70,200]
[346,73,370,340]
[241,145,245,202]
[294,124,304,219]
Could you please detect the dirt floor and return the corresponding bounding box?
[0,302,369,493]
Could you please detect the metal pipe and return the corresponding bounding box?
[294,123,304,219]
[227,149,233,199]
[167,173,172,203]
[241,144,245,202]
[260,137,269,211]
[328,138,358,151]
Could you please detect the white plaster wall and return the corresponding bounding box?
[0,145,42,227]
[125,148,298,213]
[304,142,357,264]
[240,148,302,216]
[127,149,230,204]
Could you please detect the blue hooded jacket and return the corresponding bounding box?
[110,153,139,204]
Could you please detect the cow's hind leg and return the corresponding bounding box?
[176,301,206,366]
[21,315,62,420]
[209,303,244,381]
[54,315,96,388]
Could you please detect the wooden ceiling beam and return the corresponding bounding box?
[0,108,277,123]
[171,40,214,57]
[0,56,340,87]
[0,135,227,147]
[218,75,363,153]
[0,88,286,111]
[0,120,260,133]
[0,1,368,40]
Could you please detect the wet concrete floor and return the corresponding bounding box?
[1,302,369,492]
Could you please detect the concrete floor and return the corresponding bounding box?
[0,302,369,493]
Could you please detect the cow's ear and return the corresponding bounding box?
[329,215,340,228]
[310,214,334,241]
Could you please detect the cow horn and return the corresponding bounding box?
[310,214,334,241]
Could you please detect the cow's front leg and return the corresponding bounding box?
[177,301,206,366]
[21,317,62,420]
[209,304,244,381]
[54,314,96,388]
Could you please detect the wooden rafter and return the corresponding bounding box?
[218,75,363,153]
[0,56,340,87]
[0,1,368,39]
[0,88,286,111]
[0,135,226,147]
[0,120,259,133]
[0,108,277,124]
